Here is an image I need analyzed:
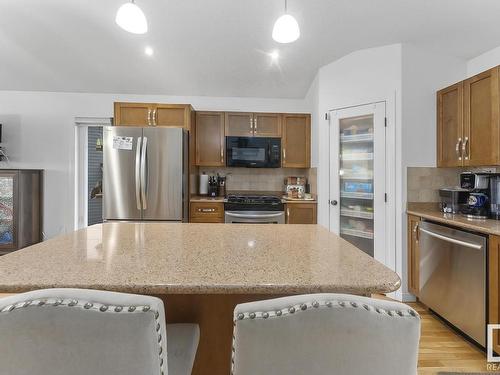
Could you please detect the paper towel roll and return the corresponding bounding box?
[199,174,209,195]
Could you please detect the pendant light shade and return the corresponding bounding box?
[116,0,148,34]
[272,0,300,43]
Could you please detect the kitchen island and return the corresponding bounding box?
[0,222,400,375]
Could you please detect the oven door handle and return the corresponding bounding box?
[225,212,284,219]
[419,227,483,250]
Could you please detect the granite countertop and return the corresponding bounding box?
[407,204,500,236]
[0,223,399,295]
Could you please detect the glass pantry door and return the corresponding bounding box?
[329,103,386,261]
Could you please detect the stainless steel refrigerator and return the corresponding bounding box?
[103,127,188,222]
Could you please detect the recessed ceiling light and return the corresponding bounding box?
[116,0,148,34]
[269,50,279,61]
[272,0,300,44]
[144,46,154,56]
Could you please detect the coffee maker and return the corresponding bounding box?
[460,172,492,219]
[490,174,500,219]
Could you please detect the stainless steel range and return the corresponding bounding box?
[224,194,284,224]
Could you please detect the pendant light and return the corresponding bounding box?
[115,0,148,34]
[272,0,300,44]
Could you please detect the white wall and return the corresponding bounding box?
[0,91,309,239]
[398,44,466,300]
[467,45,500,77]
[315,44,403,228]
[307,42,468,301]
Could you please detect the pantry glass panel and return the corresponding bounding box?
[339,115,374,256]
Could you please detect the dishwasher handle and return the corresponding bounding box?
[419,227,483,250]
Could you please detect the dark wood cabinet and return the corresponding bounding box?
[407,215,420,296]
[285,203,317,224]
[0,170,42,255]
[282,114,311,168]
[195,112,225,166]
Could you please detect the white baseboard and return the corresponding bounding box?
[384,290,416,303]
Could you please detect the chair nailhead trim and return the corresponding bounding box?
[0,297,165,374]
[232,300,420,322]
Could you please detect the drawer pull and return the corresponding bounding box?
[198,208,216,213]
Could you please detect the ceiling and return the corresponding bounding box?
[1,0,500,98]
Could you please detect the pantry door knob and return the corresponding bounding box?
[330,200,338,206]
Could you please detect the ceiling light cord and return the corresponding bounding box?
[285,0,287,13]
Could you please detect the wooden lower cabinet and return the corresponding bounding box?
[189,202,224,223]
[407,215,420,296]
[285,203,317,224]
[489,235,500,354]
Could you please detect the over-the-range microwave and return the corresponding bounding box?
[226,136,281,168]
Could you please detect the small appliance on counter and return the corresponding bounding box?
[208,175,218,197]
[459,172,492,219]
[217,174,226,197]
[284,176,307,199]
[490,174,500,219]
[438,187,469,214]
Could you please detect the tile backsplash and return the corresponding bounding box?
[198,167,317,194]
[407,166,499,202]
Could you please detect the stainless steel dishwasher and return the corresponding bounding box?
[419,220,486,346]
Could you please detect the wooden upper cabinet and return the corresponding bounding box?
[196,112,225,166]
[285,203,317,224]
[282,114,311,168]
[463,68,500,166]
[489,234,500,355]
[114,102,152,127]
[225,112,254,137]
[114,102,192,129]
[253,113,281,137]
[437,83,463,167]
[155,104,192,129]
[407,215,420,297]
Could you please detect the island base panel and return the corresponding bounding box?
[155,294,282,375]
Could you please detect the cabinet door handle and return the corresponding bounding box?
[249,117,253,131]
[283,148,286,161]
[254,118,257,132]
[152,109,157,126]
[220,147,224,163]
[462,137,469,160]
[413,222,419,242]
[455,138,462,160]
[147,110,152,126]
[286,207,290,218]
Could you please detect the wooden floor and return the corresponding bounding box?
[409,302,489,374]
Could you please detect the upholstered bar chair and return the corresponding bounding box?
[232,293,420,375]
[0,288,199,375]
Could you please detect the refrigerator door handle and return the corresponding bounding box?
[135,137,142,210]
[140,136,148,210]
